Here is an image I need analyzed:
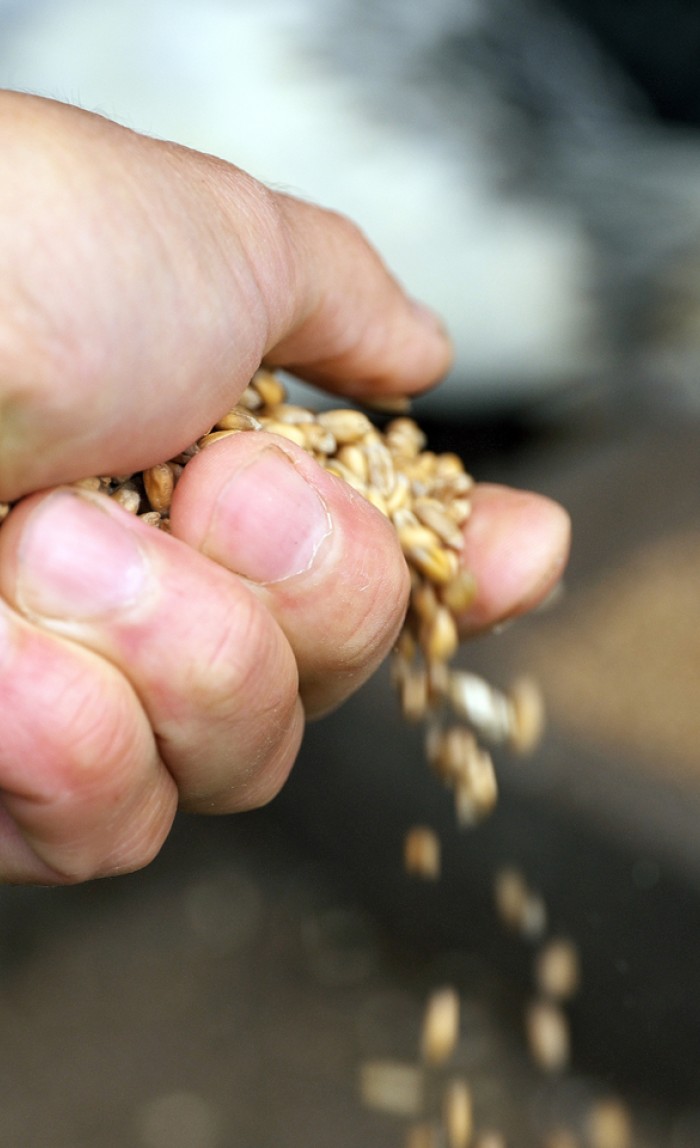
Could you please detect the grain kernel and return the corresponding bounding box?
[448,671,512,743]
[215,407,263,431]
[364,439,396,499]
[440,569,478,615]
[447,497,473,525]
[70,476,102,492]
[586,1099,632,1148]
[494,868,528,930]
[421,987,460,1066]
[366,488,390,517]
[252,369,287,407]
[143,462,175,512]
[237,383,264,411]
[411,580,439,624]
[317,408,374,443]
[385,474,412,515]
[301,422,337,454]
[443,1078,473,1148]
[432,725,479,784]
[266,402,315,424]
[525,999,570,1073]
[322,459,368,495]
[508,677,545,754]
[436,452,469,478]
[414,497,465,549]
[400,669,431,723]
[454,747,498,826]
[385,417,426,457]
[494,868,548,939]
[534,939,580,1002]
[336,443,369,481]
[422,605,460,664]
[404,826,441,879]
[398,523,443,554]
[410,544,459,585]
[111,484,141,514]
[197,429,241,450]
[258,419,307,447]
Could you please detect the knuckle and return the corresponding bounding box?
[48,668,148,796]
[185,594,299,729]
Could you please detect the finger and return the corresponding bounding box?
[0,489,305,813]
[0,93,451,501]
[169,431,411,717]
[0,601,177,884]
[262,193,453,397]
[456,483,571,635]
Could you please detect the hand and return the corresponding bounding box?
[0,93,569,884]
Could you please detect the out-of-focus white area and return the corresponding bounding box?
[0,0,604,411]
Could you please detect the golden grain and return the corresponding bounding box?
[525,999,570,1073]
[414,497,465,549]
[494,868,548,940]
[214,408,263,432]
[250,369,286,407]
[258,419,307,447]
[111,484,142,514]
[317,407,374,443]
[400,668,431,723]
[585,1099,632,1148]
[422,605,460,665]
[421,987,460,1066]
[404,826,441,880]
[70,475,102,492]
[440,569,478,615]
[454,747,498,826]
[143,462,175,513]
[534,939,580,1002]
[197,429,240,450]
[443,1079,473,1148]
[507,677,545,754]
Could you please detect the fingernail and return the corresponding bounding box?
[17,490,149,622]
[204,446,332,584]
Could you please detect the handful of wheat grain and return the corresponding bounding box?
[1,368,542,837]
[4,370,631,1147]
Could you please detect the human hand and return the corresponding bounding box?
[0,93,569,883]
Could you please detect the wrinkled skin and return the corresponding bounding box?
[0,92,570,884]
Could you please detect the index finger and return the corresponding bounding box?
[0,94,451,501]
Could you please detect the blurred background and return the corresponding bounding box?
[1,1,700,1145]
